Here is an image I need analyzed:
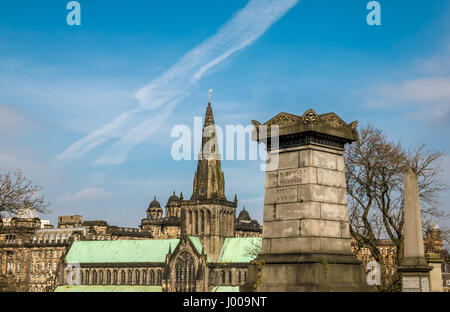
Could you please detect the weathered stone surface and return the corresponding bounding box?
[265,186,297,204]
[276,202,320,221]
[320,220,342,238]
[320,203,349,221]
[278,151,298,170]
[263,220,300,238]
[278,167,317,186]
[336,157,345,172]
[263,204,276,222]
[311,150,338,170]
[268,237,321,254]
[261,237,271,254]
[316,168,345,188]
[320,237,351,253]
[340,221,350,238]
[298,149,311,167]
[298,184,347,204]
[300,219,321,237]
[265,171,278,188]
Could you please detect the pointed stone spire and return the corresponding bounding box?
[234,193,238,203]
[191,96,226,201]
[180,192,184,200]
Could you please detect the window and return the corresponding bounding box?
[113,270,118,285]
[221,271,226,284]
[99,270,104,285]
[157,270,162,285]
[150,270,155,285]
[92,271,98,285]
[238,271,241,284]
[142,271,147,285]
[135,270,140,285]
[85,271,90,285]
[228,271,232,284]
[106,270,111,285]
[127,270,132,285]
[120,271,125,285]
[174,252,195,292]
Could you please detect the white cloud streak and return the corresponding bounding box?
[57,0,299,165]
[57,187,110,204]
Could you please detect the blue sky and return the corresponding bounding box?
[0,0,449,228]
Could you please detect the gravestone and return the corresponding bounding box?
[241,109,372,292]
[398,169,432,292]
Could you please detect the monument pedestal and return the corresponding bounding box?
[242,253,371,292]
[242,109,372,292]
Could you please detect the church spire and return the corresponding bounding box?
[191,91,226,201]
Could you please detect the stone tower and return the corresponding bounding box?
[181,100,237,262]
[242,108,372,292]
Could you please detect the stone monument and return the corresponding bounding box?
[398,169,432,292]
[241,108,372,292]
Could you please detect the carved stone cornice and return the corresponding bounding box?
[252,109,358,151]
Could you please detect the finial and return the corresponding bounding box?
[208,89,213,103]
[154,196,156,200]
[234,193,238,202]
[180,192,184,200]
[173,190,175,195]
[243,206,246,211]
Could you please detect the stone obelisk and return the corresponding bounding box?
[241,109,372,292]
[398,169,432,292]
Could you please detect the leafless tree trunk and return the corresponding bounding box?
[345,124,448,291]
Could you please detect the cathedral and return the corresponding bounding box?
[139,101,261,260]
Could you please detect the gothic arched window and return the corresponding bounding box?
[106,270,111,285]
[194,210,198,235]
[150,270,155,285]
[120,271,125,285]
[228,271,232,284]
[113,270,118,285]
[200,210,205,234]
[135,270,140,285]
[238,271,241,284]
[127,270,132,285]
[221,271,226,284]
[99,270,104,285]
[157,270,162,285]
[92,271,97,285]
[175,252,195,292]
[85,271,90,285]
[142,270,147,285]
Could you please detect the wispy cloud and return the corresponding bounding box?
[365,47,450,125]
[57,0,300,165]
[57,187,110,204]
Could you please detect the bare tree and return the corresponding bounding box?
[345,124,448,291]
[0,169,51,217]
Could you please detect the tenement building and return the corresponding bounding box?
[0,212,153,292]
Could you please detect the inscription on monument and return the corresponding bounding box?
[402,276,420,291]
[278,168,315,186]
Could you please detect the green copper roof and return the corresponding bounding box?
[189,236,212,262]
[211,286,240,292]
[65,239,180,263]
[217,237,262,263]
[54,285,162,292]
